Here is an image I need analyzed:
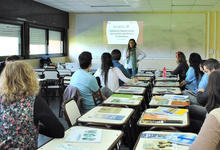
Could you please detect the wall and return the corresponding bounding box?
[0,0,69,65]
[0,0,68,29]
[68,12,208,70]
[207,12,220,59]
[19,56,69,68]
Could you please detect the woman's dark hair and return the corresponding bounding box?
[128,39,136,49]
[189,53,202,80]
[200,60,206,68]
[206,69,220,112]
[78,51,92,69]
[111,49,121,61]
[101,53,113,85]
[176,51,187,64]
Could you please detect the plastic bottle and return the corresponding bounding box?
[162,67,167,78]
[155,69,160,77]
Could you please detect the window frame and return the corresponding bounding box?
[0,18,67,61]
[29,24,65,59]
[0,19,24,61]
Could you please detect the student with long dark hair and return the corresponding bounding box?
[171,51,189,82]
[95,53,137,92]
[123,39,145,77]
[190,69,220,150]
[180,53,202,94]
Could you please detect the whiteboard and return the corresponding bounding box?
[73,13,206,60]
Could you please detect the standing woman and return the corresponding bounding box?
[124,39,145,77]
[171,51,189,82]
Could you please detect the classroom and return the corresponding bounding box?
[0,0,220,150]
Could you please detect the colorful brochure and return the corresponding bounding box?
[98,107,122,114]
[65,128,102,143]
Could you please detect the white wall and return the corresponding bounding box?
[69,13,206,69]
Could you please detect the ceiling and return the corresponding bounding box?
[34,0,220,13]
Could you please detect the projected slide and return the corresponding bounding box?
[104,21,143,44]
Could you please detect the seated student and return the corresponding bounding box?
[70,52,105,113]
[189,69,220,150]
[188,59,219,133]
[171,51,189,82]
[197,58,220,106]
[180,53,202,95]
[197,60,208,92]
[0,62,64,149]
[94,53,137,92]
[0,55,20,75]
[111,49,131,86]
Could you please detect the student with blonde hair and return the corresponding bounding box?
[0,62,64,149]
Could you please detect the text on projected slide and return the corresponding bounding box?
[104,21,143,44]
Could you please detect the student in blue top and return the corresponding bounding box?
[180,53,202,95]
[70,51,105,114]
[197,58,220,106]
[198,60,208,91]
[111,49,131,86]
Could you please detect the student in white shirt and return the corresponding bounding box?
[123,39,145,77]
[94,53,137,92]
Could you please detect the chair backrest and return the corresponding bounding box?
[63,75,71,86]
[92,89,104,106]
[64,99,81,127]
[43,70,59,80]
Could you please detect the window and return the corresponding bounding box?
[0,23,21,56]
[29,27,46,55]
[49,30,63,54]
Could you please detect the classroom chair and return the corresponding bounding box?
[42,68,63,107]
[61,85,82,117]
[92,89,104,106]
[64,99,81,127]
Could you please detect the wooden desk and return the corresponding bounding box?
[114,86,146,95]
[77,106,134,126]
[136,76,151,82]
[139,69,156,73]
[155,81,180,87]
[124,81,150,87]
[137,108,189,128]
[152,87,182,95]
[155,76,179,82]
[38,126,123,150]
[135,72,154,77]
[38,78,46,82]
[103,94,143,107]
[134,131,197,150]
[149,95,190,107]
[57,69,72,76]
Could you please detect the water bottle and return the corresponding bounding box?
[162,67,167,78]
[155,70,160,77]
